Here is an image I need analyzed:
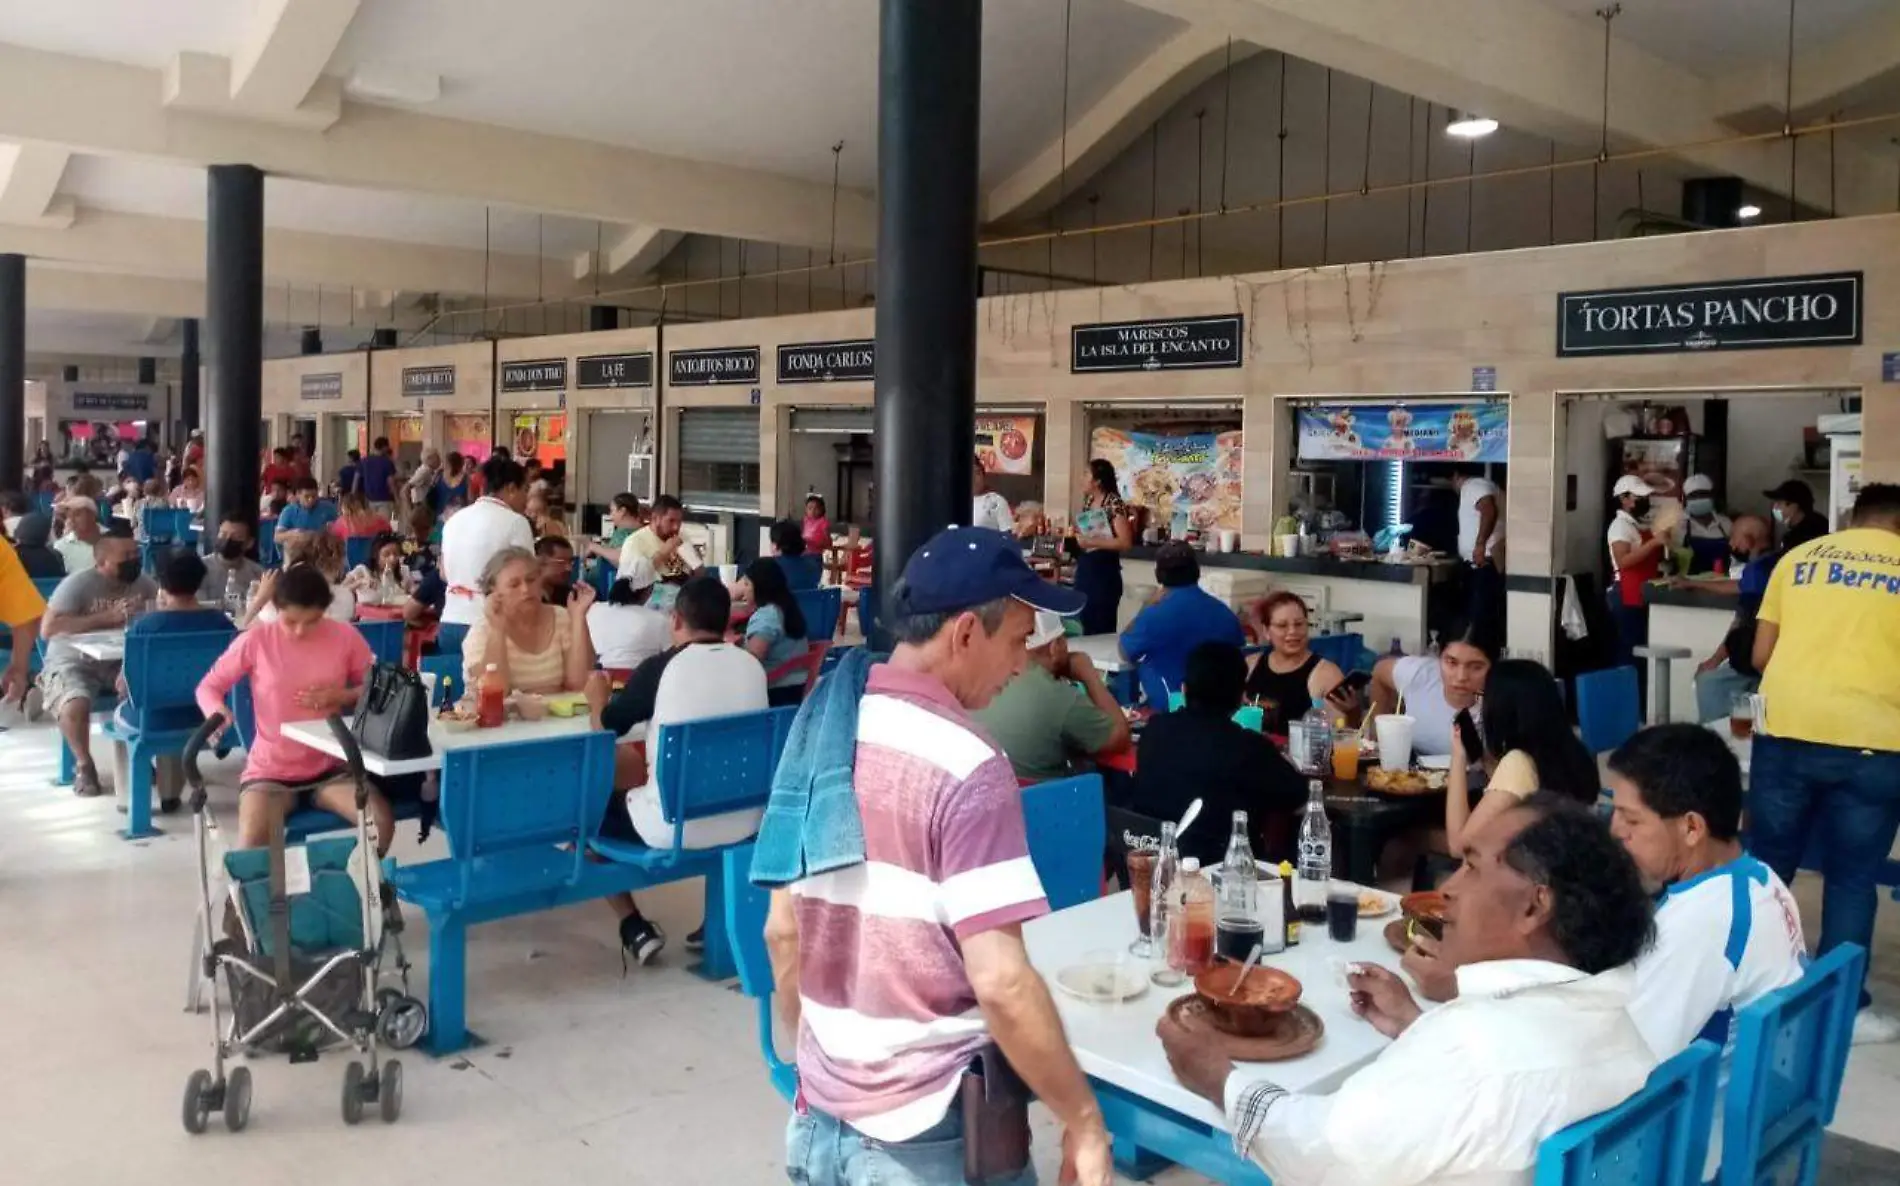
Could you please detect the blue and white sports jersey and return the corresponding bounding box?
[1626,854,1806,1059]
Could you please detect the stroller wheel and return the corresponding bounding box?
[222,1066,252,1133]
[379,1060,403,1123]
[340,1061,366,1126]
[377,996,428,1050]
[181,1069,214,1135]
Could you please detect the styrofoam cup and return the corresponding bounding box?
[1377,714,1416,771]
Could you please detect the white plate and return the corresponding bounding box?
[1054,962,1150,1004]
[1416,754,1452,770]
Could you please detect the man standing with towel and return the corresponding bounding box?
[753,526,1112,1186]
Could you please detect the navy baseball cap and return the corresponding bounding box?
[892,526,1087,618]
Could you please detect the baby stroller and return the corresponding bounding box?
[179,711,425,1134]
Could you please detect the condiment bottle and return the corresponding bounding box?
[477,663,506,729]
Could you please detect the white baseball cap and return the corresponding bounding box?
[1026,609,1066,650]
[618,554,659,593]
[1681,474,1713,496]
[1613,474,1656,499]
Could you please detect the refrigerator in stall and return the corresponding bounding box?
[1819,412,1861,527]
[1605,433,1722,509]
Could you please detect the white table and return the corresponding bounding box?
[1023,890,1404,1131]
[1069,633,1130,675]
[68,630,127,663]
[282,713,629,777]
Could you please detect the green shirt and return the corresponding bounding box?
[607,526,634,549]
[971,663,1120,783]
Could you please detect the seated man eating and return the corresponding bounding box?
[37,522,157,797]
[1160,793,1658,1186]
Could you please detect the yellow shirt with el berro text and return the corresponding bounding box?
[1757,527,1900,752]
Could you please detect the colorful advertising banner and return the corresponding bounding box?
[1296,402,1508,463]
[1089,427,1243,532]
[974,415,1037,476]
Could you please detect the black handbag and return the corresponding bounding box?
[351,663,433,760]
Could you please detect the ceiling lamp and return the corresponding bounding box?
[1445,111,1499,138]
[1736,204,1763,221]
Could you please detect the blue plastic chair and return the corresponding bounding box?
[1715,943,1864,1186]
[435,621,470,658]
[256,518,280,568]
[590,559,618,600]
[723,844,797,1103]
[102,626,235,839]
[1308,631,1364,672]
[855,585,880,643]
[1021,774,1107,912]
[31,576,61,601]
[793,586,843,641]
[344,535,376,572]
[1533,1040,1719,1186]
[353,619,404,666]
[1576,665,1640,755]
[31,491,53,514]
[140,505,191,544]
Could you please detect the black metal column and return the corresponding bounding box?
[206,165,264,533]
[179,318,201,433]
[872,0,981,633]
[0,254,23,489]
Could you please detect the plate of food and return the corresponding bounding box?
[1357,890,1398,918]
[1364,767,1448,795]
[1416,754,1453,771]
[437,705,479,733]
[1054,959,1149,1004]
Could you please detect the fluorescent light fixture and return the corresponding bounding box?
[1445,111,1499,138]
[1736,204,1763,220]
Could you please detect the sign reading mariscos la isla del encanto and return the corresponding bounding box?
[668,346,760,387]
[777,339,875,384]
[299,372,344,401]
[499,358,568,392]
[400,365,457,398]
[1071,314,1244,373]
[1557,272,1862,357]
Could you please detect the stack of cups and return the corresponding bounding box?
[1377,714,1416,771]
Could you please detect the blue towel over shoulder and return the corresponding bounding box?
[749,646,874,888]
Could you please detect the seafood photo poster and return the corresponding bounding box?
[1089,427,1243,532]
[975,415,1036,476]
[1295,402,1508,463]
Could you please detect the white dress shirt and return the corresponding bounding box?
[1224,960,1656,1186]
[439,496,534,625]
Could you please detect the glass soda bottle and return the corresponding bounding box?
[1296,697,1335,774]
[1216,812,1262,963]
[1147,821,1180,979]
[1296,780,1332,924]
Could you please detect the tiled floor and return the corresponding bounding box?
[0,715,1895,1185]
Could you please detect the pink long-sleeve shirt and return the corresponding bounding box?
[195,617,373,785]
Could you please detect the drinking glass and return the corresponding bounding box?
[1126,847,1158,957]
[1728,691,1755,740]
[1331,729,1362,782]
[1326,884,1360,942]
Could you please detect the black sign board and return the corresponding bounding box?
[1557,272,1863,357]
[1071,314,1244,372]
[777,339,875,384]
[576,352,653,390]
[72,391,149,412]
[669,346,760,387]
[299,372,344,401]
[401,365,457,398]
[499,358,567,392]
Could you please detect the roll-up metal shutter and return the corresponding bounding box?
[677,407,761,511]
[789,406,875,434]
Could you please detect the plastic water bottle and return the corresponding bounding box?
[222,570,243,616]
[1149,821,1180,969]
[1290,697,1334,775]
[1295,780,1332,925]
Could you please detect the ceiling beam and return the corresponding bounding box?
[1709,5,1900,123]
[22,259,467,331]
[229,0,362,115]
[0,142,74,228]
[0,207,596,300]
[1121,0,1894,217]
[0,40,876,252]
[986,29,1261,224]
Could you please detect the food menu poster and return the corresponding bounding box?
[1089,427,1242,532]
[975,415,1036,476]
[444,414,493,463]
[1296,403,1508,463]
[512,413,568,463]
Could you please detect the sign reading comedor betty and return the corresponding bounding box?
[778,339,875,384]
[1558,272,1862,357]
[1071,314,1244,372]
[72,391,149,412]
[499,358,567,393]
[669,346,760,387]
[401,365,457,398]
[576,352,653,389]
[299,372,344,401]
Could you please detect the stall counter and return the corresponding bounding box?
[1121,548,1455,652]
[1643,583,1741,724]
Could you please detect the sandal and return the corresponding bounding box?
[72,768,104,798]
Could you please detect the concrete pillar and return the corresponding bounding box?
[0,254,22,489]
[179,318,201,432]
[206,165,264,533]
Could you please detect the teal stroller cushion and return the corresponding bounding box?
[218,836,368,1055]
[223,836,367,957]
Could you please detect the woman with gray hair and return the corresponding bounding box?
[461,544,596,694]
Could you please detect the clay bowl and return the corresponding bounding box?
[1399,891,1448,944]
[1192,961,1303,1038]
[514,694,549,722]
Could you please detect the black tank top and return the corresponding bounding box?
[1244,651,1323,735]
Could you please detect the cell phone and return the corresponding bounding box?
[1328,671,1371,701]
[1455,708,1483,755]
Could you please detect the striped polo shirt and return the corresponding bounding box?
[790,664,1050,1141]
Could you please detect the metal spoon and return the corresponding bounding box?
[1230,942,1266,994]
[1176,797,1203,839]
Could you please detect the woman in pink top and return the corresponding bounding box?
[196,566,395,853]
[800,494,831,555]
[330,490,392,540]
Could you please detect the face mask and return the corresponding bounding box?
[1630,498,1652,520]
[1686,498,1715,517]
[113,559,142,584]
[218,538,245,560]
[1771,506,1786,524]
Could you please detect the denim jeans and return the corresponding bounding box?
[785,1105,1036,1186]
[1603,588,1646,672]
[1693,664,1758,726]
[1748,734,1900,1008]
